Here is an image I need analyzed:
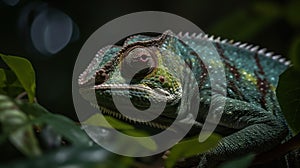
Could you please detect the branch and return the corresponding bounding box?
[253,132,300,165]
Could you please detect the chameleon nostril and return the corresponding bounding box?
[159,76,165,83]
[95,69,109,85]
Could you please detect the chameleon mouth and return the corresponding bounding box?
[93,84,173,101]
[79,84,177,130]
[79,83,176,107]
[96,105,170,130]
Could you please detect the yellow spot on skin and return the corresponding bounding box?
[240,70,276,91]
[270,85,276,92]
[240,70,257,84]
[209,60,223,67]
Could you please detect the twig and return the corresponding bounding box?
[253,132,300,165]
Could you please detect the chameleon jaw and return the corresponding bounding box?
[94,84,172,98]
[96,105,170,130]
[79,83,180,130]
[79,83,177,103]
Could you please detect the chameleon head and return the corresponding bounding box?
[78,31,186,129]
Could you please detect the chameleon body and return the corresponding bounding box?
[78,30,298,167]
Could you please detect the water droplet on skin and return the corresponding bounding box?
[227,111,233,115]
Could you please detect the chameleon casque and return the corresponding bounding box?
[78,30,298,167]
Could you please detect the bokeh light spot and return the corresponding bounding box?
[30,8,74,55]
[2,0,19,6]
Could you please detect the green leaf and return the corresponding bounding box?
[3,146,132,168]
[219,153,255,168]
[165,133,221,168]
[2,69,23,88]
[0,69,24,97]
[16,101,91,146]
[36,113,92,146]
[16,101,49,117]
[83,114,156,151]
[0,54,36,102]
[0,94,41,157]
[0,69,6,88]
[83,113,134,130]
[289,36,300,71]
[1,96,91,152]
[278,68,300,134]
[123,129,157,151]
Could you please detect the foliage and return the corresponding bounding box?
[218,154,255,168]
[83,114,158,151]
[278,69,300,134]
[0,54,36,103]
[3,146,132,168]
[0,54,154,167]
[164,134,221,168]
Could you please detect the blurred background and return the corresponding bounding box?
[0,0,299,130]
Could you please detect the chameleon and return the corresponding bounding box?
[78,30,298,167]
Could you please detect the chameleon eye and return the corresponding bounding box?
[121,47,157,79]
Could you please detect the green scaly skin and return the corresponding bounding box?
[78,30,298,167]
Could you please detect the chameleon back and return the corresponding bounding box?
[176,33,290,113]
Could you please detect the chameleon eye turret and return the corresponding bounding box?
[120,46,157,80]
